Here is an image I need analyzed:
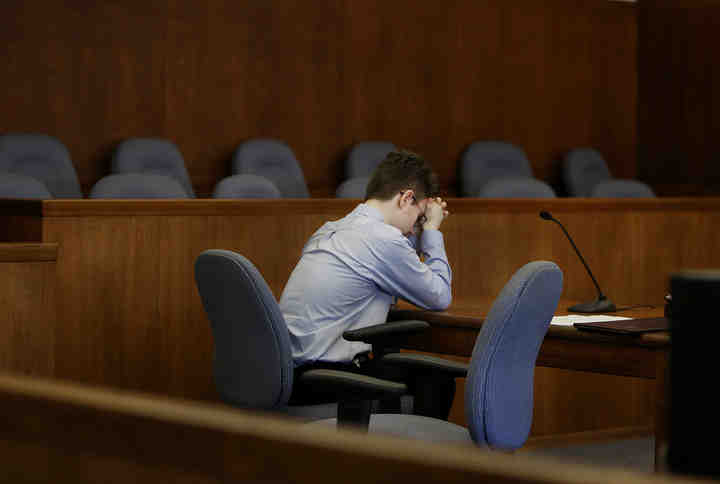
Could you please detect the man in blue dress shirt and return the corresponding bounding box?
[280,150,454,415]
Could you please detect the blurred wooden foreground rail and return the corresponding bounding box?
[1,198,718,443]
[0,371,709,484]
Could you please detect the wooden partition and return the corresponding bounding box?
[0,1,637,196]
[1,197,719,441]
[3,372,707,484]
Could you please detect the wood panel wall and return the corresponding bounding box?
[638,1,720,196]
[0,0,637,196]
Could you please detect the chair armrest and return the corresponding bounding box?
[342,320,429,346]
[379,353,469,378]
[296,369,407,401]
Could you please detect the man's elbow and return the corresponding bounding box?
[427,291,452,311]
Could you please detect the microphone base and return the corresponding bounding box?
[568,298,617,313]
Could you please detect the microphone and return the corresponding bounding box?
[539,211,616,313]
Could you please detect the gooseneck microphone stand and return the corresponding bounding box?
[539,211,616,313]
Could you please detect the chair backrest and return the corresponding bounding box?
[0,172,53,199]
[112,138,195,197]
[475,177,556,198]
[563,148,612,197]
[0,133,82,198]
[212,174,282,199]
[465,261,562,450]
[345,141,397,179]
[590,179,656,198]
[335,176,371,199]
[194,250,294,409]
[459,141,533,197]
[89,173,189,199]
[232,139,309,198]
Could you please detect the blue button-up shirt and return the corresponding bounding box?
[279,203,452,366]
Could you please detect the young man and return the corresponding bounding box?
[279,150,452,369]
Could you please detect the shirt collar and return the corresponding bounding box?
[353,203,385,222]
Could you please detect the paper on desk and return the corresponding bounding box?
[550,315,632,326]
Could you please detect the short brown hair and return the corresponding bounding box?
[365,150,439,201]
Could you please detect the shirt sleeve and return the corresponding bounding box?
[368,229,452,310]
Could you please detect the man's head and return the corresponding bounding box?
[365,150,439,235]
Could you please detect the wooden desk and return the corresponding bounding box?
[389,300,669,467]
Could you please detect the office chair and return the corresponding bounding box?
[563,148,655,198]
[232,139,309,198]
[112,138,195,197]
[0,133,82,198]
[317,261,563,450]
[194,249,426,427]
[345,141,397,179]
[459,141,555,198]
[89,173,189,199]
[212,174,281,198]
[0,172,53,199]
[335,176,370,199]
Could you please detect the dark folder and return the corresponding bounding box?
[573,317,669,335]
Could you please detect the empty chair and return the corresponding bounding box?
[316,261,563,450]
[194,249,406,424]
[335,176,370,199]
[563,148,655,198]
[459,141,555,198]
[112,138,195,197]
[89,173,189,199]
[213,174,281,199]
[232,139,309,198]
[0,172,52,199]
[0,133,82,198]
[345,141,397,179]
[477,177,556,198]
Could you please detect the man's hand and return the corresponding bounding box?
[422,197,449,231]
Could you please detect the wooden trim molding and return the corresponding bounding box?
[0,243,58,262]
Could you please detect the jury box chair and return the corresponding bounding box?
[194,249,433,426]
[459,141,556,198]
[563,148,655,198]
[316,261,563,450]
[231,139,309,198]
[0,133,82,198]
[89,173,190,199]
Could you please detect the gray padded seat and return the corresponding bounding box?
[345,141,397,179]
[0,133,82,198]
[89,173,189,199]
[476,177,556,198]
[232,139,309,198]
[213,174,282,198]
[335,176,370,199]
[112,138,195,197]
[459,141,554,198]
[563,148,654,198]
[0,172,53,199]
[316,261,563,450]
[590,179,656,198]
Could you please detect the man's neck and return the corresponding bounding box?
[365,198,394,226]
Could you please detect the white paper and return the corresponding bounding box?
[550,315,632,327]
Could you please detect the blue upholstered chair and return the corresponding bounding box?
[316,261,563,449]
[212,174,281,199]
[335,176,371,199]
[111,138,195,197]
[345,141,397,179]
[563,148,655,198]
[232,139,309,198]
[0,133,82,198]
[194,250,408,425]
[0,172,52,199]
[459,141,556,198]
[89,173,189,199]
